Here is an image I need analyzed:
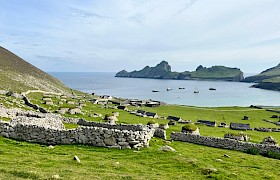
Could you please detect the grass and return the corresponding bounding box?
[1,92,280,179]
[0,46,70,93]
[0,137,280,179]
[0,117,11,122]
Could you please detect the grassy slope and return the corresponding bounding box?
[190,66,242,79]
[1,92,280,179]
[245,63,280,83]
[1,137,280,180]
[0,46,70,93]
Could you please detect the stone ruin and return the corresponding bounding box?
[0,107,155,149]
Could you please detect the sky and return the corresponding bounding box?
[0,0,280,73]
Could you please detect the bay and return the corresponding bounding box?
[50,72,280,107]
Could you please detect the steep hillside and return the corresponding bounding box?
[243,63,280,91]
[116,61,244,82]
[0,46,70,93]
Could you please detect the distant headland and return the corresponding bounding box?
[115,61,244,82]
[243,63,280,91]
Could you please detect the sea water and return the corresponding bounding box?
[50,72,280,107]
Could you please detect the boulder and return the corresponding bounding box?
[104,137,116,146]
[0,90,8,95]
[158,145,176,152]
[73,155,81,163]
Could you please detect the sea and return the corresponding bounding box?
[50,72,280,107]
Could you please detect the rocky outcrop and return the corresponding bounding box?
[116,61,172,79]
[116,61,244,82]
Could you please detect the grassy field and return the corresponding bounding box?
[1,136,280,180]
[1,92,280,179]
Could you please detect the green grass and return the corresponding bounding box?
[0,136,279,179]
[0,117,11,122]
[1,92,280,179]
[63,123,80,129]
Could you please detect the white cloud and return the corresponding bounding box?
[0,0,279,73]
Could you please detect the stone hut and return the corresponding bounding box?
[230,123,250,130]
[197,120,216,127]
[167,116,182,121]
[91,99,99,104]
[146,101,160,107]
[146,112,158,118]
[117,106,128,111]
[109,101,121,105]
[100,95,113,99]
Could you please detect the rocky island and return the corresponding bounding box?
[243,63,280,91]
[116,61,244,82]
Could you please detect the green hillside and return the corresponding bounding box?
[0,46,70,93]
[244,63,280,91]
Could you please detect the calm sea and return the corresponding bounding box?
[50,72,280,107]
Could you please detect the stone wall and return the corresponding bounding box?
[62,117,145,131]
[171,132,280,154]
[154,128,166,140]
[0,120,154,149]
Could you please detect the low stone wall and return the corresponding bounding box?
[0,120,154,149]
[171,132,280,154]
[62,117,145,131]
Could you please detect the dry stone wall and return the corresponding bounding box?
[0,107,155,149]
[171,132,280,154]
[0,120,154,149]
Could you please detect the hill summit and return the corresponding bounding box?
[116,61,244,82]
[0,46,69,93]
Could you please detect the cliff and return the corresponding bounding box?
[116,61,244,82]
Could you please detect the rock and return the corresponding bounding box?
[45,101,54,105]
[118,142,129,146]
[52,174,60,179]
[158,145,176,152]
[0,90,8,95]
[154,128,167,140]
[216,159,223,162]
[104,137,116,146]
[262,136,277,145]
[202,168,217,175]
[224,154,231,158]
[129,140,140,145]
[73,155,81,163]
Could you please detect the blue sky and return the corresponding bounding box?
[0,0,280,73]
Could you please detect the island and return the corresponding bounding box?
[115,61,244,82]
[243,63,280,91]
